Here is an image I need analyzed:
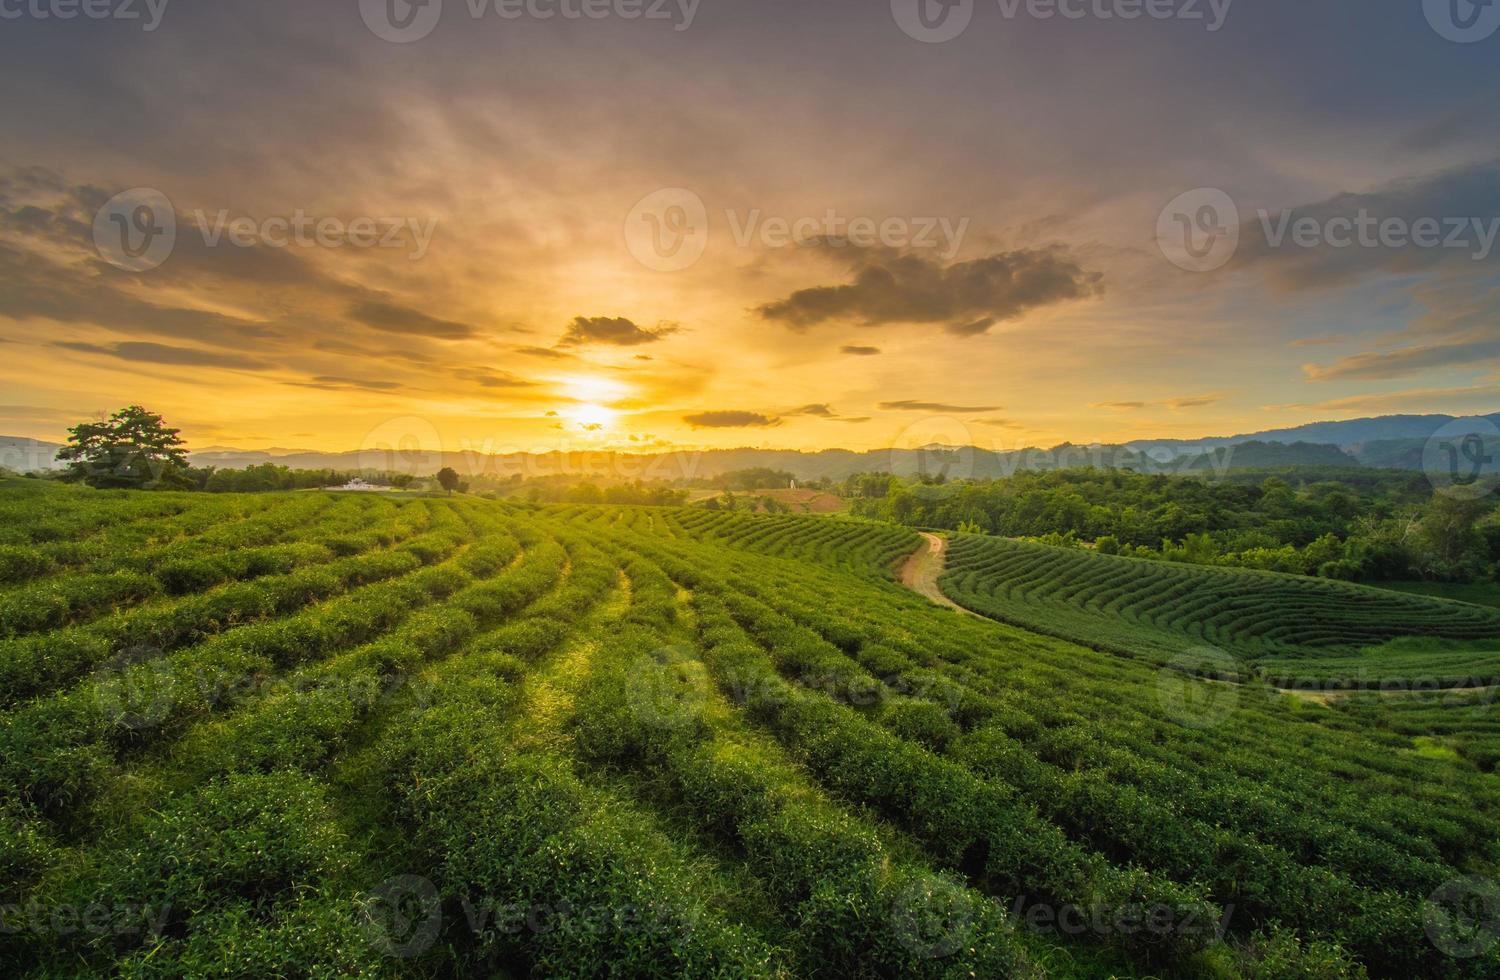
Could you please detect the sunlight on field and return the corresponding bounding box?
[2,479,1497,977]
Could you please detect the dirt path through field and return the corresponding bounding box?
[898,533,977,616]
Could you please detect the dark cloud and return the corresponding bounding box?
[469,371,536,389]
[290,375,403,392]
[784,403,866,423]
[350,300,474,339]
[1237,160,1500,290]
[0,171,487,400]
[453,366,536,389]
[515,346,574,359]
[840,345,881,356]
[948,317,996,337]
[559,316,678,347]
[1092,395,1222,411]
[310,338,435,364]
[0,172,370,351]
[0,241,276,348]
[683,410,781,428]
[1288,334,1352,348]
[1303,341,1500,381]
[1269,384,1500,414]
[0,403,89,424]
[54,341,269,370]
[758,245,1102,335]
[879,400,1003,413]
[1164,395,1221,410]
[1395,103,1500,155]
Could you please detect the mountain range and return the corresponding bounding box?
[4,412,1494,481]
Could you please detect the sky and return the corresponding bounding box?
[1,0,1499,458]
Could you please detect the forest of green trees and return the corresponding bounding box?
[847,468,1499,584]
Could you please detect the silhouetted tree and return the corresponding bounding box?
[57,405,190,489]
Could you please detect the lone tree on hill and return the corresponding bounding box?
[57,405,191,490]
[435,466,461,494]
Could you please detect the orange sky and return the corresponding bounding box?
[3,3,1499,455]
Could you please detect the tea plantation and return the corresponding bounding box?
[939,533,1500,685]
[1,481,1497,978]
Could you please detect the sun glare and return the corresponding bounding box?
[558,374,629,405]
[566,402,618,430]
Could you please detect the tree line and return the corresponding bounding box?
[847,467,1499,583]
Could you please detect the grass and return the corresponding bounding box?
[937,532,1500,687]
[0,481,1493,978]
[1376,579,1500,609]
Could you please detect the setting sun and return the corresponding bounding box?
[565,402,618,431]
[558,375,630,407]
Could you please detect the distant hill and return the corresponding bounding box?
[1177,440,1358,471]
[5,410,1494,480]
[167,441,1361,482]
[1349,438,1428,470]
[1127,412,1500,454]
